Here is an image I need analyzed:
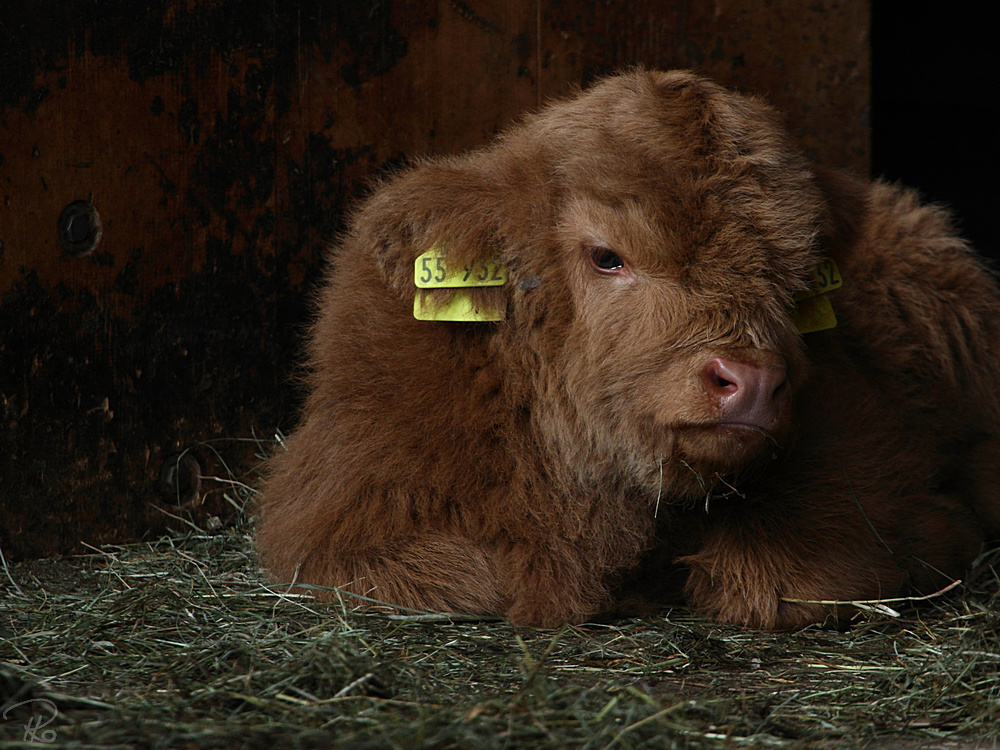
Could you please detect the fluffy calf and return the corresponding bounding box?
[256,70,1000,629]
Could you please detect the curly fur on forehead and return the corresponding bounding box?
[256,69,1000,630]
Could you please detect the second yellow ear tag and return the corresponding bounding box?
[792,258,843,334]
[792,293,838,334]
[803,258,842,297]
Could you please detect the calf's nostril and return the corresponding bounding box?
[704,359,743,394]
[712,372,735,389]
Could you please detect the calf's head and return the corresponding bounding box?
[355,70,825,503]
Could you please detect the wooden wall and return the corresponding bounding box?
[0,0,869,560]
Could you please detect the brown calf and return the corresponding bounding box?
[256,70,1000,629]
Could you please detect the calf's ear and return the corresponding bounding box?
[350,149,545,299]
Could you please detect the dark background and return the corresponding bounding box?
[872,6,998,260]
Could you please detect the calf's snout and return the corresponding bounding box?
[701,358,788,430]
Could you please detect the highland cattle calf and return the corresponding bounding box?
[256,70,1000,629]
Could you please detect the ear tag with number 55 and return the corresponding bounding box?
[413,246,507,322]
[414,248,507,288]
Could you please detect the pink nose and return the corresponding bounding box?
[701,358,788,430]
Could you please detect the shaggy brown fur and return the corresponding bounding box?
[256,70,1000,629]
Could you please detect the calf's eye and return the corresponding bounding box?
[591,247,625,272]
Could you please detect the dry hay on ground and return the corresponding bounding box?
[2,479,999,749]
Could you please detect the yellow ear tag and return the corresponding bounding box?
[792,258,843,334]
[801,258,843,297]
[792,293,837,334]
[414,247,507,288]
[413,246,507,321]
[413,289,504,322]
